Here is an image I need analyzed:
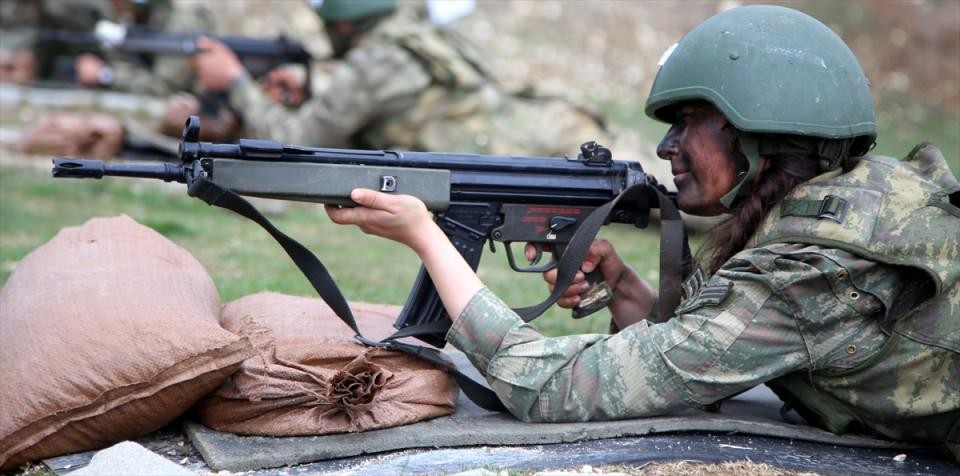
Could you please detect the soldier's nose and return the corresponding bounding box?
[657,138,678,160]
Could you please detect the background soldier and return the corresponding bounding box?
[193,0,611,156]
[0,0,41,85]
[51,0,217,96]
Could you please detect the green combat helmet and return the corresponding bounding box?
[310,0,397,57]
[645,5,877,208]
[310,0,397,22]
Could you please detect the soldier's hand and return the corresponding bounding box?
[160,94,201,137]
[532,239,655,328]
[531,239,627,309]
[325,189,435,253]
[193,36,245,92]
[74,54,105,88]
[264,67,306,107]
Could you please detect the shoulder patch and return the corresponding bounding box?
[675,267,734,315]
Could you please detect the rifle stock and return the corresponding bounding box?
[52,116,673,347]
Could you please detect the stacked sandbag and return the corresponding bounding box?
[0,215,254,470]
[194,292,459,436]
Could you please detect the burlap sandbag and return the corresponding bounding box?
[0,215,254,470]
[194,292,459,436]
[16,112,125,159]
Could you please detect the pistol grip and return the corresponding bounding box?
[571,270,613,319]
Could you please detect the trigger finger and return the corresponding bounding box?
[524,242,541,263]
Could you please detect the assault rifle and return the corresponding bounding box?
[52,117,687,350]
[39,20,312,95]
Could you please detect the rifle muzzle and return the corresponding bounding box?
[52,158,186,182]
[52,158,105,178]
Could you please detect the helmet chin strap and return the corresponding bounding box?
[717,134,854,209]
[719,134,761,209]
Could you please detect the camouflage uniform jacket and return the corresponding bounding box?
[227,11,609,155]
[447,145,959,457]
[3,0,215,96]
[106,4,217,97]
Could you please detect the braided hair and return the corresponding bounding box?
[698,149,860,275]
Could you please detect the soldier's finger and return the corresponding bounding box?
[542,267,558,285]
[324,203,361,225]
[195,36,217,52]
[555,296,581,309]
[524,242,540,262]
[350,188,388,211]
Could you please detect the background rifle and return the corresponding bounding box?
[39,20,313,96]
[52,116,684,348]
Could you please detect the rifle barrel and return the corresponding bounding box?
[52,158,185,182]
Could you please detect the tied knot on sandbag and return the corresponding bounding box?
[195,292,458,436]
[329,360,390,408]
[315,354,394,425]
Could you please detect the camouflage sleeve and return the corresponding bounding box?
[145,4,217,94]
[227,42,431,147]
[447,243,895,422]
[108,4,216,96]
[108,61,174,96]
[0,0,39,52]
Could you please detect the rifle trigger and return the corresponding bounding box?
[488,238,496,254]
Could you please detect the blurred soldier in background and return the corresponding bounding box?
[6,0,250,156]
[66,0,216,96]
[0,0,215,95]
[193,0,612,156]
[0,0,41,85]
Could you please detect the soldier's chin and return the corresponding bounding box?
[677,195,725,217]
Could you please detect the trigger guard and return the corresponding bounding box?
[504,242,557,273]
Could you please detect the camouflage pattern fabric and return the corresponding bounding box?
[0,0,42,54]
[447,145,959,459]
[1,0,215,96]
[99,2,218,97]
[228,8,610,155]
[753,144,960,459]
[0,0,105,83]
[0,1,41,84]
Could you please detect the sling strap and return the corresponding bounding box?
[187,174,689,413]
[511,182,689,322]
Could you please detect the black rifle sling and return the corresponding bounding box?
[187,177,356,329]
[186,176,507,412]
[512,183,688,323]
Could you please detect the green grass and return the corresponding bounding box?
[874,92,960,175]
[0,162,665,338]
